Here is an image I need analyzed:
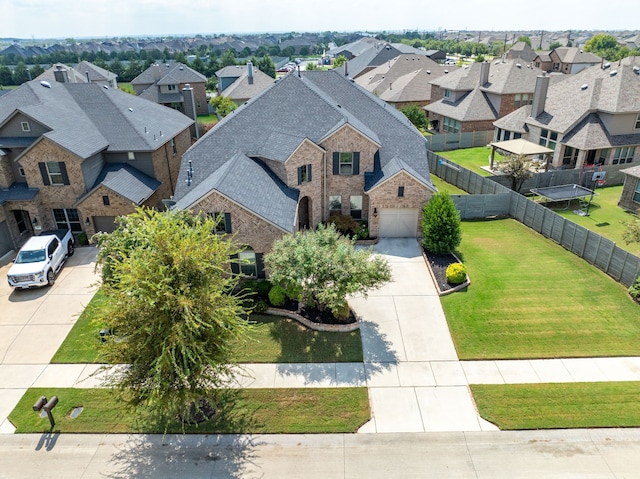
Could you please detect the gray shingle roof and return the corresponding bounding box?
[79,163,160,205]
[175,153,299,232]
[131,63,206,86]
[426,88,498,122]
[0,182,39,205]
[173,70,434,226]
[621,165,640,178]
[73,61,117,83]
[0,80,194,159]
[553,47,602,64]
[220,68,275,102]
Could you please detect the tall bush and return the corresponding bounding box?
[421,192,462,255]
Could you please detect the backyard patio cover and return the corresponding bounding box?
[489,138,554,170]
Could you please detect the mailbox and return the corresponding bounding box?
[32,396,47,412]
[43,396,58,412]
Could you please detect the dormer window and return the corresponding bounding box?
[168,84,176,91]
[21,121,30,132]
[635,113,640,130]
[444,89,452,100]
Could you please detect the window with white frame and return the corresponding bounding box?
[598,149,609,165]
[339,152,353,175]
[168,84,176,91]
[442,116,460,133]
[19,167,25,177]
[46,162,65,185]
[21,121,31,132]
[350,195,362,220]
[562,146,578,166]
[539,129,558,150]
[238,248,257,277]
[444,89,452,100]
[127,151,135,160]
[612,146,635,165]
[635,113,640,130]
[633,179,640,203]
[329,195,341,213]
[297,164,312,184]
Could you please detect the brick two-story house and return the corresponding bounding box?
[131,62,208,116]
[0,79,193,257]
[425,60,546,134]
[533,47,602,74]
[172,70,436,278]
[494,57,640,170]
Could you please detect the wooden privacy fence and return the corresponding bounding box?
[427,131,494,152]
[427,151,640,287]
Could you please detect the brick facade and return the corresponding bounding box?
[283,139,325,228]
[192,191,286,254]
[149,129,191,206]
[367,171,433,238]
[619,175,640,213]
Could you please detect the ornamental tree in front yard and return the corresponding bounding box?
[264,224,391,319]
[421,192,462,255]
[93,207,251,424]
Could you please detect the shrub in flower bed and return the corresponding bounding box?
[446,263,467,285]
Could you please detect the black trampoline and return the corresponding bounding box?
[530,184,598,210]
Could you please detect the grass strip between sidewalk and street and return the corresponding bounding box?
[471,382,640,430]
[442,218,640,360]
[51,293,363,364]
[9,387,370,434]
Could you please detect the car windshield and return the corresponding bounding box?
[15,249,46,264]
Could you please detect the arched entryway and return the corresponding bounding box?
[297,196,312,230]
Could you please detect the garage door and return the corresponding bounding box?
[378,208,419,237]
[93,216,117,234]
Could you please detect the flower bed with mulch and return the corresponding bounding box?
[422,250,470,295]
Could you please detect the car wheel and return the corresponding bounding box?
[67,242,74,257]
[47,270,55,287]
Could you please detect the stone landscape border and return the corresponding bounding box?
[266,308,360,332]
[421,250,471,296]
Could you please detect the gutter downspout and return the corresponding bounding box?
[323,150,327,222]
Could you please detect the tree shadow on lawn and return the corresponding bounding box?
[270,315,398,385]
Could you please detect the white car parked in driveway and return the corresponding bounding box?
[7,229,74,289]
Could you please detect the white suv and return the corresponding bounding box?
[7,233,70,289]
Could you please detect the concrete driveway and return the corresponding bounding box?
[352,238,496,433]
[0,246,99,433]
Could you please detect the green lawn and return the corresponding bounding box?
[8,387,369,434]
[51,291,363,364]
[436,147,505,177]
[442,218,640,359]
[430,174,467,195]
[549,185,640,257]
[197,113,219,125]
[471,382,640,430]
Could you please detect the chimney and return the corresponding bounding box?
[530,75,550,118]
[85,71,90,83]
[53,63,69,83]
[182,84,199,139]
[247,61,253,85]
[344,60,348,77]
[479,62,490,86]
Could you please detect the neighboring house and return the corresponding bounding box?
[425,60,546,134]
[424,49,446,62]
[619,165,640,212]
[215,63,275,105]
[355,54,454,110]
[333,43,430,80]
[34,61,118,87]
[327,37,379,60]
[624,34,640,50]
[533,47,602,74]
[172,70,436,278]
[0,78,193,254]
[131,62,208,116]
[494,57,640,170]
[505,41,537,63]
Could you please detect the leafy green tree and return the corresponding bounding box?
[333,55,347,68]
[517,36,532,47]
[584,33,624,60]
[29,64,45,79]
[548,41,563,51]
[475,54,485,63]
[265,224,391,319]
[210,95,237,117]
[0,65,12,86]
[221,49,237,67]
[12,62,29,84]
[258,54,276,78]
[498,154,536,192]
[421,193,462,255]
[400,104,427,130]
[94,207,250,423]
[299,46,310,56]
[191,56,206,74]
[305,61,318,71]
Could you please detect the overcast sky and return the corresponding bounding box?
[3,0,638,40]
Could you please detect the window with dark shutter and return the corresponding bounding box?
[224,212,232,234]
[38,162,50,185]
[332,152,339,175]
[353,152,360,175]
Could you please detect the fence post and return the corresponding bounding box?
[605,241,615,272]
